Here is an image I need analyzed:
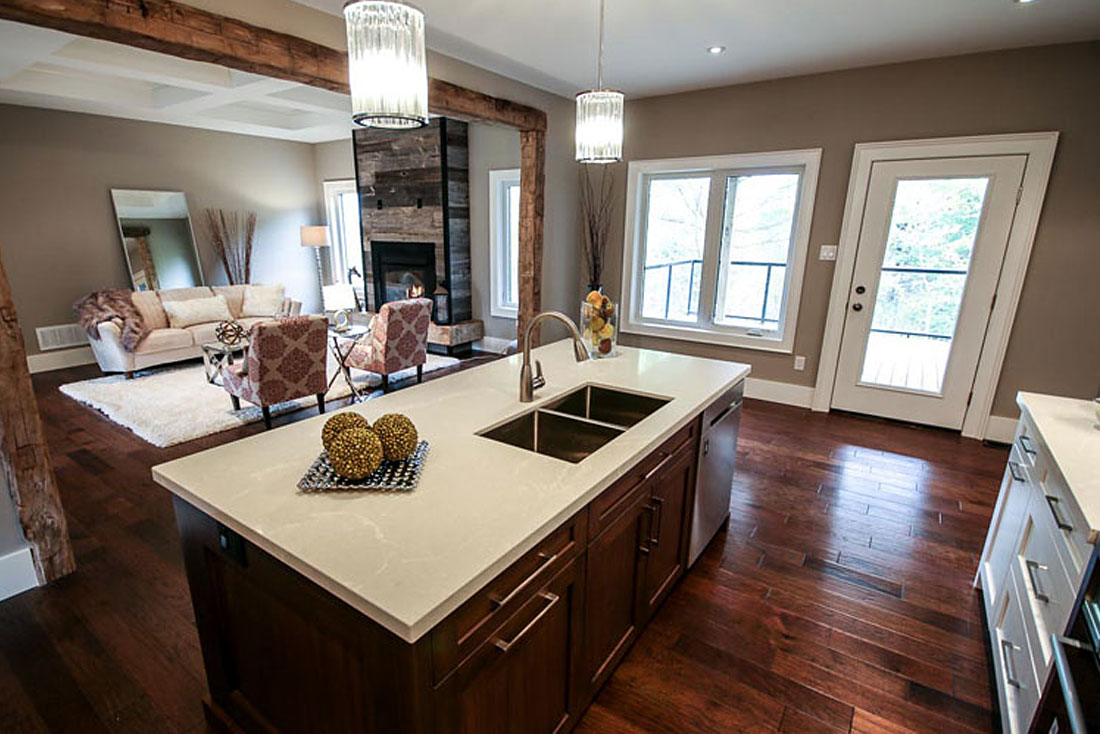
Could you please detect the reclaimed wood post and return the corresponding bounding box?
[0,250,75,583]
[518,129,546,346]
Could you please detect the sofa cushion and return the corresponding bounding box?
[158,286,214,302]
[212,285,248,318]
[185,322,221,346]
[130,290,167,330]
[163,295,233,329]
[242,284,286,317]
[134,328,193,353]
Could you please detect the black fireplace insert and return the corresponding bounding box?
[369,241,436,312]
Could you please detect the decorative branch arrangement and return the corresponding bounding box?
[203,208,256,285]
[579,164,614,291]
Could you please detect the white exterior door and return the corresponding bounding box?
[830,155,1026,429]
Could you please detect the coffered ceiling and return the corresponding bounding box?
[0,20,353,143]
[297,0,1100,98]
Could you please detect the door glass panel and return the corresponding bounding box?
[641,176,710,322]
[860,177,989,394]
[714,173,800,331]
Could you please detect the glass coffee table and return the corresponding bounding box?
[200,342,247,385]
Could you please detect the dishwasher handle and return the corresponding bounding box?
[707,399,743,430]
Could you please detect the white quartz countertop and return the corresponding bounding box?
[153,341,750,642]
[1017,392,1100,539]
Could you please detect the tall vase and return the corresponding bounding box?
[580,287,617,358]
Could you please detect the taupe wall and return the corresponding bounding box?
[469,124,522,342]
[608,41,1100,419]
[0,104,324,356]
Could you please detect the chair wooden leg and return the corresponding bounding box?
[416,364,423,384]
[316,393,326,414]
[230,395,241,411]
[262,406,272,430]
[381,374,389,393]
[125,371,134,380]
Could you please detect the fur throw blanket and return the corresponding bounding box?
[73,290,149,352]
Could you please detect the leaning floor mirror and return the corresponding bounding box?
[111,189,204,291]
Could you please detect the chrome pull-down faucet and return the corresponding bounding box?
[519,311,590,402]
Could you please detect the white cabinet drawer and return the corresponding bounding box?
[1016,500,1075,668]
[1038,466,1093,580]
[979,448,1035,615]
[993,570,1041,734]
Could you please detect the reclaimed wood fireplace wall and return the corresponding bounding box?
[354,118,471,324]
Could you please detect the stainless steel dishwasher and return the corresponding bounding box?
[689,380,743,566]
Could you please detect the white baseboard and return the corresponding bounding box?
[744,377,815,408]
[0,545,39,602]
[984,415,1019,444]
[474,336,514,355]
[27,346,96,374]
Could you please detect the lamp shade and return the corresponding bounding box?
[344,0,429,130]
[575,89,624,163]
[300,226,329,248]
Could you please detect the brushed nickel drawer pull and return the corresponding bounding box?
[493,591,559,653]
[489,551,558,609]
[1045,495,1074,531]
[649,497,664,547]
[642,451,674,483]
[1001,639,1022,688]
[1018,435,1036,455]
[1008,461,1025,482]
[1025,560,1050,603]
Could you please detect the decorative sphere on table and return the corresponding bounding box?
[327,427,384,479]
[214,319,246,347]
[372,413,419,461]
[321,412,371,453]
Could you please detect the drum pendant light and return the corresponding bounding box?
[344,1,429,129]
[575,0,624,163]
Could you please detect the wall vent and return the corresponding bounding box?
[35,323,88,351]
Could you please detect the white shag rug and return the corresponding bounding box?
[59,352,458,447]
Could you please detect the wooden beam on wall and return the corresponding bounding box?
[518,130,547,345]
[0,252,75,584]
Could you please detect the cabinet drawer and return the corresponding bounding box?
[1015,418,1042,470]
[979,450,1034,617]
[1017,501,1075,666]
[588,419,698,541]
[993,571,1041,734]
[431,512,585,684]
[1038,465,1093,580]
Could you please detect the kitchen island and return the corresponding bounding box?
[154,340,750,733]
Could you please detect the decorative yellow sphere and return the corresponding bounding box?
[321,412,371,453]
[327,428,384,480]
[372,413,419,461]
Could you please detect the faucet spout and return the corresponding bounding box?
[519,311,590,402]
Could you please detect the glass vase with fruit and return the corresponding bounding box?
[581,289,617,358]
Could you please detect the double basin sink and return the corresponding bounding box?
[478,385,671,463]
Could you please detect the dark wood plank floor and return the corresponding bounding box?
[4,360,1007,733]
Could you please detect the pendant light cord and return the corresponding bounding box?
[596,0,605,90]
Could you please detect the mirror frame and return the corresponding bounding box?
[109,188,204,292]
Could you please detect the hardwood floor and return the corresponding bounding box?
[4,361,1007,733]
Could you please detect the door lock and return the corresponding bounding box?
[855,285,866,294]
[851,303,863,312]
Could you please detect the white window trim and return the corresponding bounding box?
[322,178,359,284]
[619,149,822,354]
[489,168,521,319]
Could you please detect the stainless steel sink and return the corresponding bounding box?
[542,385,671,428]
[477,385,671,463]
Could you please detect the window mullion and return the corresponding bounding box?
[696,174,726,327]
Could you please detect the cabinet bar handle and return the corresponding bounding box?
[1018,435,1036,455]
[1025,560,1050,603]
[642,451,675,484]
[1008,461,1025,482]
[649,497,664,547]
[1051,634,1092,734]
[489,551,558,609]
[493,591,559,654]
[1001,639,1022,688]
[1045,495,1074,531]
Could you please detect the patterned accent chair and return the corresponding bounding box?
[343,298,432,394]
[222,314,330,429]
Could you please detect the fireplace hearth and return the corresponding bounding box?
[370,241,437,313]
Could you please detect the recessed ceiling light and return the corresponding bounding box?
[707,45,726,55]
[1014,0,1038,4]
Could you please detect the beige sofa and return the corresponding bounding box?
[89,284,302,376]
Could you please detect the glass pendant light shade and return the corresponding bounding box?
[575,89,624,163]
[344,0,429,129]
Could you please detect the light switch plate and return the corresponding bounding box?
[819,245,838,261]
[794,355,806,371]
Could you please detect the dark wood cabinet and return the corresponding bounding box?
[642,442,696,619]
[439,556,585,734]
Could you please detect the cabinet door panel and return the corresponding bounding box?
[583,488,650,693]
[642,443,695,618]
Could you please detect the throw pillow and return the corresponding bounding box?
[162,295,233,329]
[131,290,167,330]
[242,284,286,317]
[212,285,248,318]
